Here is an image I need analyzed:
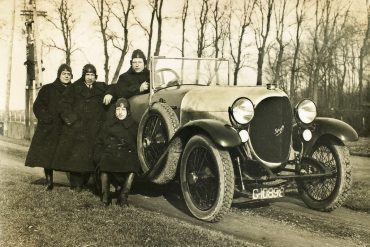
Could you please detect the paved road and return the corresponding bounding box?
[0,137,369,246]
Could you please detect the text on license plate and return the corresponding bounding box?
[252,187,284,200]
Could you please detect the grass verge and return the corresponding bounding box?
[0,157,256,247]
[345,180,370,212]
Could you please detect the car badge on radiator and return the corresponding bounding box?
[274,125,285,136]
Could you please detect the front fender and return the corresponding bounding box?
[313,117,358,142]
[298,117,358,155]
[175,119,241,148]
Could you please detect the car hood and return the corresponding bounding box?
[180,85,288,124]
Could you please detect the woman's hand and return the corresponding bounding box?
[139,81,149,92]
[103,94,113,105]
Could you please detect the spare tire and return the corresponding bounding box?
[137,102,180,184]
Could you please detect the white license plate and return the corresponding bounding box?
[252,187,285,200]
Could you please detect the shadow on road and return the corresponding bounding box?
[232,199,271,209]
[30,177,70,189]
[131,179,190,216]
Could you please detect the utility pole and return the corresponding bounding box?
[4,0,16,137]
[21,0,46,139]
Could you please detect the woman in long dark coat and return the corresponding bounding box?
[25,64,73,190]
[94,98,139,206]
[52,64,108,191]
[103,49,149,105]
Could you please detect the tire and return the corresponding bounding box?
[297,138,352,211]
[137,102,179,184]
[180,135,234,222]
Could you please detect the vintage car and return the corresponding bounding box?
[127,56,358,222]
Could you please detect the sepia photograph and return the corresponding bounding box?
[0,0,369,246]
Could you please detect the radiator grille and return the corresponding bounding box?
[249,97,293,163]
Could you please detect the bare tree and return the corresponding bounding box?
[349,42,359,108]
[289,0,306,103]
[181,0,189,57]
[146,1,156,58]
[110,0,133,84]
[306,0,322,102]
[135,0,161,59]
[209,0,228,83]
[210,0,228,58]
[271,0,287,88]
[254,0,274,85]
[335,32,351,108]
[196,0,210,58]
[359,2,370,105]
[180,0,189,79]
[45,0,76,65]
[154,0,164,56]
[194,0,210,83]
[228,0,256,85]
[87,0,112,83]
[307,0,350,106]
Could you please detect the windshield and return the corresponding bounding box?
[150,57,230,90]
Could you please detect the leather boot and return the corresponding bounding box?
[117,173,134,207]
[100,172,110,206]
[69,172,84,192]
[44,169,54,191]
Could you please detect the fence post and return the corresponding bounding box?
[362,116,366,135]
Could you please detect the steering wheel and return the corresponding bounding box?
[155,68,180,88]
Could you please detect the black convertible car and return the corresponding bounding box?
[127,56,358,222]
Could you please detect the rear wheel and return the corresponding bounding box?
[180,135,234,222]
[297,139,352,211]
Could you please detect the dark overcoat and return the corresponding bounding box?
[106,67,150,100]
[25,79,69,169]
[94,108,139,173]
[52,79,108,172]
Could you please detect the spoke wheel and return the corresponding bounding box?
[142,113,168,170]
[297,139,352,211]
[180,135,234,222]
[137,103,179,184]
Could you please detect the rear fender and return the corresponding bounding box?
[175,119,242,148]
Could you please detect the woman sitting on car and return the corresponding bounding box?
[103,49,149,106]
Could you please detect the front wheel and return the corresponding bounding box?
[297,139,352,211]
[180,135,234,222]
[137,103,179,184]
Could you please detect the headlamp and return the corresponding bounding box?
[296,99,317,124]
[231,98,254,125]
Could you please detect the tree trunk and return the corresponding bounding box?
[290,0,304,104]
[111,0,132,84]
[256,48,264,85]
[147,0,157,60]
[111,33,128,84]
[154,0,163,56]
[359,7,370,105]
[256,0,273,86]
